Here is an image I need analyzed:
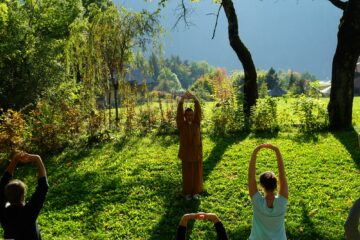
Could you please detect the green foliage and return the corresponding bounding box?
[156,93,177,135]
[251,96,279,132]
[28,81,90,154]
[0,109,30,158]
[209,97,245,136]
[293,95,328,132]
[155,67,183,92]
[258,81,269,98]
[307,80,322,98]
[164,55,213,89]
[189,75,214,101]
[121,83,137,135]
[265,67,280,90]
[0,0,82,110]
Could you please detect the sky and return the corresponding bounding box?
[116,0,342,80]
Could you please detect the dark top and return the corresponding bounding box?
[0,171,49,240]
[176,221,228,240]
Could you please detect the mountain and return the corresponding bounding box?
[116,0,342,80]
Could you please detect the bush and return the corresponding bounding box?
[251,97,279,132]
[0,109,30,159]
[209,97,245,136]
[28,82,88,154]
[156,95,177,135]
[293,95,328,132]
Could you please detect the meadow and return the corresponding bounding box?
[1,97,360,239]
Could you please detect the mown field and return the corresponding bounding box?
[1,97,360,239]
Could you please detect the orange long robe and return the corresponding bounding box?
[176,98,203,195]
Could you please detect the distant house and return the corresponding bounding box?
[315,57,360,96]
[318,80,331,90]
[269,85,287,97]
[320,86,331,97]
[125,68,156,90]
[355,57,360,95]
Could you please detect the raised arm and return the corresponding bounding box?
[176,95,185,128]
[248,145,262,198]
[200,213,228,240]
[20,153,46,179]
[20,153,48,221]
[6,152,22,175]
[176,213,197,240]
[191,94,201,124]
[0,153,20,216]
[267,145,288,199]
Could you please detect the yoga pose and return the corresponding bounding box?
[248,144,288,239]
[176,212,228,240]
[177,91,203,200]
[0,152,48,240]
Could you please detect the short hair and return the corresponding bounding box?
[5,180,26,204]
[259,171,277,192]
[185,108,193,112]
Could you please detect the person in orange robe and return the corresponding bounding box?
[176,91,203,200]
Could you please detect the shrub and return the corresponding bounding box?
[0,109,30,159]
[251,97,279,132]
[293,95,328,132]
[209,96,245,136]
[28,81,88,154]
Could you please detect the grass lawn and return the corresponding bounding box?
[1,97,360,239]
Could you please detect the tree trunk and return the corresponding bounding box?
[328,0,360,129]
[114,82,120,125]
[222,0,258,120]
[108,91,111,128]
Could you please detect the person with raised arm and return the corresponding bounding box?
[248,144,288,240]
[176,91,203,200]
[344,197,360,239]
[176,212,228,240]
[0,152,48,240]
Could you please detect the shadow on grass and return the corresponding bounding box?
[286,202,325,240]
[112,135,140,152]
[152,134,179,147]
[204,133,249,182]
[332,128,360,168]
[147,178,200,240]
[290,132,321,143]
[250,130,279,139]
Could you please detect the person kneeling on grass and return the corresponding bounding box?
[344,197,360,240]
[248,144,288,240]
[176,212,228,240]
[0,152,48,240]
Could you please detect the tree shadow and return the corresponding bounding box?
[331,128,360,168]
[112,135,136,152]
[250,130,279,140]
[204,133,249,182]
[147,178,200,240]
[286,202,325,240]
[289,132,321,144]
[152,134,179,148]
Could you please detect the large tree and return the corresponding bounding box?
[0,0,82,111]
[159,0,258,120]
[66,4,161,124]
[328,0,360,129]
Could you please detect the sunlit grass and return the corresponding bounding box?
[1,97,359,239]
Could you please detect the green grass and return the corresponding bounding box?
[2,97,360,239]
